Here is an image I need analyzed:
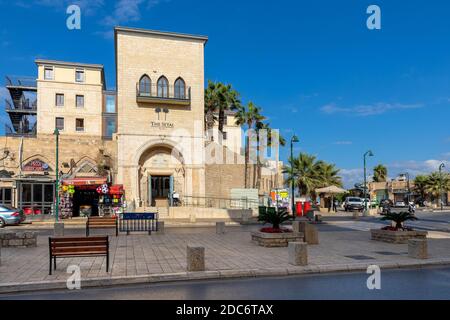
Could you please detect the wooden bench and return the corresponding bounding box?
[86,216,118,237]
[48,236,109,275]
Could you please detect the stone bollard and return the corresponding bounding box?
[156,221,165,234]
[189,213,196,224]
[288,241,308,266]
[216,222,225,234]
[304,224,319,245]
[292,221,301,233]
[352,212,359,220]
[54,222,64,237]
[187,245,205,272]
[408,239,428,259]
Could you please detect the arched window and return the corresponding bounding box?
[139,75,151,96]
[157,76,169,98]
[174,78,186,99]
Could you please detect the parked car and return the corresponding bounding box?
[395,201,406,208]
[344,197,364,212]
[0,205,25,228]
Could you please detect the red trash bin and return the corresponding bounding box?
[296,201,303,216]
[303,201,311,214]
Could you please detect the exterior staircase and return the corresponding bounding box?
[135,206,170,219]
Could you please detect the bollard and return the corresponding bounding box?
[189,213,196,223]
[54,222,64,237]
[156,221,165,234]
[288,241,308,266]
[292,221,301,233]
[187,245,205,271]
[408,239,428,259]
[352,212,359,220]
[216,222,225,234]
[304,224,319,245]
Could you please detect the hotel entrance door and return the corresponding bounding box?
[149,175,173,207]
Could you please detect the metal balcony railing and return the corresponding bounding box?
[5,99,37,112]
[5,76,37,88]
[136,83,191,104]
[4,124,37,137]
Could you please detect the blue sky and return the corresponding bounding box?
[0,0,449,187]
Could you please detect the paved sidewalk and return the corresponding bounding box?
[1,224,450,293]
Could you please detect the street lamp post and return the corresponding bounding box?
[401,172,410,204]
[290,135,299,218]
[439,163,445,211]
[54,128,60,222]
[363,150,374,216]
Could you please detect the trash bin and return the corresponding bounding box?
[303,201,311,214]
[296,201,303,216]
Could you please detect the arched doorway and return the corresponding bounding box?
[137,144,185,207]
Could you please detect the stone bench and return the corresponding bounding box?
[0,231,37,248]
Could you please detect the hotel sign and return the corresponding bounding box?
[22,159,51,172]
[151,121,174,129]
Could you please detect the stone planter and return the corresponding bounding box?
[251,231,304,247]
[370,229,428,244]
[0,231,37,248]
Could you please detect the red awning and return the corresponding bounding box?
[62,177,107,186]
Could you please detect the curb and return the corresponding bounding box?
[1,258,450,295]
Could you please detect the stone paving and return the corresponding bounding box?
[1,224,450,291]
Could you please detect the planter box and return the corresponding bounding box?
[0,231,37,248]
[251,231,304,247]
[370,229,428,244]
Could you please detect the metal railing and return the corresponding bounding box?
[5,99,37,111]
[4,124,37,137]
[5,76,37,88]
[136,83,191,101]
[180,195,260,209]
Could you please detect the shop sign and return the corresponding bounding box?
[151,121,174,129]
[22,159,51,172]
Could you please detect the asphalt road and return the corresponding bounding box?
[1,266,449,300]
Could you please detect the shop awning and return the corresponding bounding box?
[62,177,107,186]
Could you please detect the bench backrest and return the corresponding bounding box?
[49,236,108,254]
[87,217,117,226]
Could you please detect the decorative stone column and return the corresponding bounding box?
[408,239,428,259]
[54,222,64,237]
[187,245,205,271]
[288,241,308,266]
[216,222,225,234]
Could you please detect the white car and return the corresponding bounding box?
[395,201,406,207]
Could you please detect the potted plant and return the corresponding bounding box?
[251,207,303,247]
[370,211,427,243]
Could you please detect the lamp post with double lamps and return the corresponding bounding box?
[439,163,445,211]
[290,135,299,217]
[363,150,374,216]
[53,128,60,222]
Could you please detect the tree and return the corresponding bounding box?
[373,164,388,182]
[204,80,240,135]
[316,162,342,188]
[235,102,265,188]
[425,172,450,204]
[381,211,418,230]
[413,175,429,201]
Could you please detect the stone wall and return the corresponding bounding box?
[0,231,37,248]
[370,229,428,244]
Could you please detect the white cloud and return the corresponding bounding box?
[321,102,423,117]
[102,0,145,27]
[16,0,105,15]
[340,168,363,189]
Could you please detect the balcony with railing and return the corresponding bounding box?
[4,124,37,137]
[5,99,37,113]
[5,76,37,90]
[136,83,191,106]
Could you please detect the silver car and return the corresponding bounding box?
[0,205,25,228]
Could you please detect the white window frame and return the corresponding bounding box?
[44,66,54,80]
[55,117,64,131]
[75,69,85,83]
[55,94,64,107]
[76,95,84,108]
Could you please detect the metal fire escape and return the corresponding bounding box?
[4,76,37,137]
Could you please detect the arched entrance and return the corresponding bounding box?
[137,144,185,207]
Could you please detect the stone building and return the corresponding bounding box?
[0,26,283,217]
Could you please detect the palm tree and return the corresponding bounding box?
[204,80,240,135]
[254,122,286,189]
[413,175,429,202]
[235,102,265,188]
[317,162,342,188]
[282,153,322,198]
[425,172,450,205]
[381,211,418,230]
[373,164,388,182]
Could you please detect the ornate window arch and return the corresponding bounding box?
[174,77,186,99]
[73,160,98,176]
[157,76,169,98]
[139,75,151,96]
